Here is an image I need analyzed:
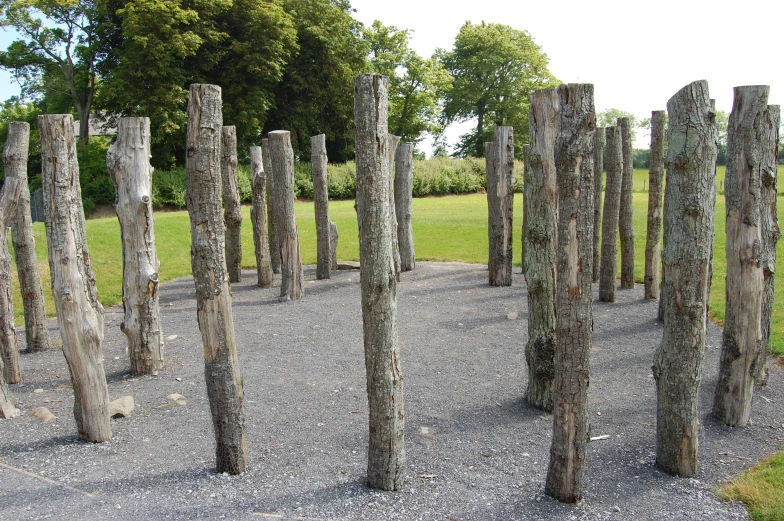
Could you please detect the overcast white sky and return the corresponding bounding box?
[0,0,781,155]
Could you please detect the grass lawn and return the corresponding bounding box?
[718,452,784,521]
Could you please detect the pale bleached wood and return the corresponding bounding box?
[185,84,247,474]
[107,117,164,376]
[262,138,280,275]
[39,114,112,442]
[312,134,337,279]
[599,126,623,302]
[250,146,273,288]
[487,126,515,286]
[394,143,415,271]
[221,126,242,283]
[388,135,401,281]
[644,111,665,300]
[592,127,605,282]
[618,117,635,288]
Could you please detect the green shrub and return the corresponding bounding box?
[152,167,187,208]
[77,137,113,215]
[236,164,253,203]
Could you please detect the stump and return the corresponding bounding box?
[262,137,281,275]
[395,143,415,272]
[644,111,665,300]
[250,146,274,288]
[618,117,635,289]
[592,126,605,283]
[221,126,243,283]
[312,134,338,279]
[599,126,623,302]
[487,126,515,287]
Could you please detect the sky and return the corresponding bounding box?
[0,0,781,155]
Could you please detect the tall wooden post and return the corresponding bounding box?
[250,146,273,288]
[599,126,623,302]
[354,74,406,491]
[185,84,247,474]
[269,130,304,301]
[592,127,605,283]
[39,114,112,442]
[523,88,558,412]
[107,117,164,376]
[644,111,666,300]
[262,137,280,275]
[618,117,635,288]
[545,83,595,503]
[713,86,770,426]
[487,126,515,286]
[312,134,338,279]
[8,122,51,353]
[395,143,415,272]
[221,126,242,283]
[388,135,402,281]
[653,80,717,477]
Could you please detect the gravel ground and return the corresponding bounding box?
[1,261,783,521]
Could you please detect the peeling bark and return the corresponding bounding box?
[592,127,605,283]
[645,111,666,300]
[599,126,623,302]
[487,126,515,286]
[395,143,415,272]
[312,134,337,279]
[250,146,273,288]
[618,117,635,288]
[221,126,242,283]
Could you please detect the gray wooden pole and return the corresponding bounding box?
[221,126,242,283]
[354,74,406,491]
[545,83,595,503]
[713,86,770,426]
[107,117,164,376]
[653,80,717,477]
[592,127,605,283]
[250,146,274,288]
[262,137,280,275]
[39,114,112,442]
[185,85,247,474]
[523,87,558,412]
[644,111,666,300]
[618,117,635,288]
[312,134,337,279]
[395,143,415,272]
[388,135,402,281]
[599,126,623,302]
[487,126,515,286]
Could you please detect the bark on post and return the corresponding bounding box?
[757,105,780,386]
[221,126,242,283]
[592,127,605,283]
[653,80,717,477]
[269,130,304,301]
[487,126,515,286]
[618,117,635,289]
[388,135,402,281]
[312,134,338,279]
[485,142,494,269]
[39,114,112,442]
[262,138,280,275]
[107,117,164,376]
[599,126,623,302]
[523,88,558,412]
[395,143,415,272]
[250,146,274,288]
[645,111,666,300]
[545,83,595,503]
[185,84,247,474]
[522,144,530,275]
[713,86,770,426]
[354,74,406,491]
[8,122,51,353]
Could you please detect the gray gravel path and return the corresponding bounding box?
[1,262,783,521]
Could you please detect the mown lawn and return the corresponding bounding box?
[718,452,784,521]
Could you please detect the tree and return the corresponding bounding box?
[0,0,100,142]
[597,108,637,142]
[438,21,558,158]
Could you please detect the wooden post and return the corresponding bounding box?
[618,117,635,289]
[8,122,51,353]
[221,126,242,283]
[185,84,247,474]
[487,126,515,287]
[713,86,770,426]
[522,144,530,276]
[312,134,338,279]
[250,146,274,288]
[523,88,558,412]
[644,111,666,300]
[39,114,112,442]
[653,80,717,477]
[592,127,605,283]
[388,135,402,281]
[599,126,623,302]
[107,117,164,376]
[354,74,406,491]
[262,137,280,275]
[757,104,780,386]
[485,142,494,269]
[545,83,595,504]
[395,143,415,272]
[269,130,304,301]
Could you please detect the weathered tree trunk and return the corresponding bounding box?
[185,85,247,474]
[39,114,112,442]
[8,122,51,354]
[522,144,530,275]
[523,88,558,412]
[599,126,623,302]
[618,117,635,288]
[757,105,780,387]
[653,80,717,477]
[592,127,605,282]
[487,126,515,286]
[486,142,495,269]
[250,146,274,288]
[545,83,595,504]
[262,138,280,275]
[354,74,406,491]
[388,135,402,281]
[644,111,666,300]
[269,130,304,301]
[312,134,338,280]
[395,143,415,272]
[221,126,242,283]
[713,86,770,426]
[107,117,164,376]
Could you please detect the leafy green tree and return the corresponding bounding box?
[437,21,558,158]
[0,98,42,184]
[715,109,728,165]
[597,108,638,141]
